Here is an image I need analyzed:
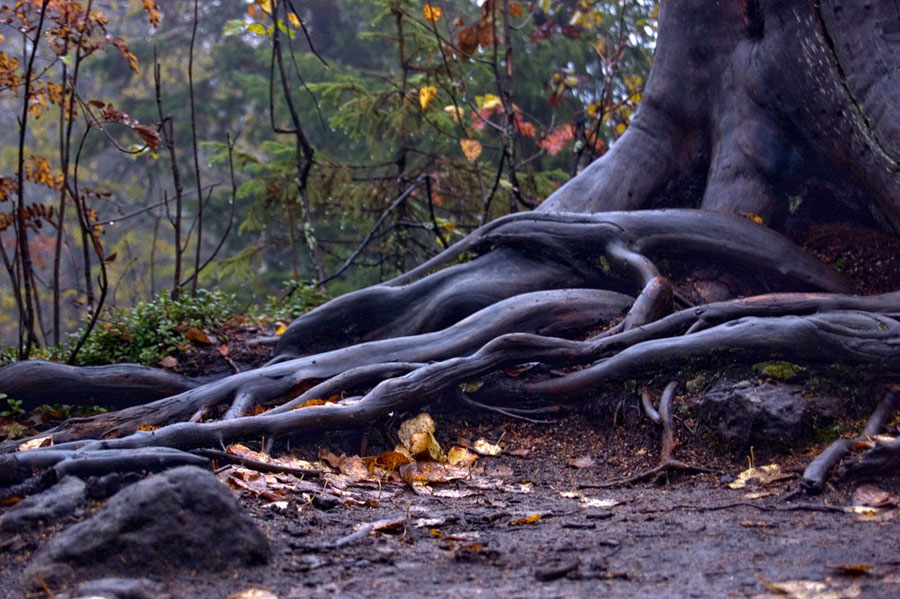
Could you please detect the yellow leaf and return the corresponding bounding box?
[510,513,542,525]
[423,4,441,23]
[255,0,273,15]
[472,438,502,456]
[419,85,437,110]
[615,123,627,136]
[476,93,502,110]
[443,105,464,124]
[624,74,643,92]
[275,324,287,336]
[287,12,301,28]
[460,138,482,162]
[744,213,763,224]
[650,3,660,19]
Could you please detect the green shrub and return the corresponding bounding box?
[73,289,235,366]
[252,280,330,324]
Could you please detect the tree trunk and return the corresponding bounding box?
[544,0,900,231]
[3,0,899,496]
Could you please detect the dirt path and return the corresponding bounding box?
[2,412,899,599]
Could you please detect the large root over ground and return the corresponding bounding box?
[1,209,899,499]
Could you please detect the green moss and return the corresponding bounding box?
[685,374,708,394]
[753,361,807,382]
[598,255,612,275]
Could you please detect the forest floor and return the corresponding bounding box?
[2,221,900,598]
[2,405,900,599]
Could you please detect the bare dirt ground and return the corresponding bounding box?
[3,407,899,599]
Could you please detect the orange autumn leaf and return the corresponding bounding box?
[423,4,442,23]
[538,123,575,155]
[509,2,523,17]
[460,138,483,162]
[458,27,478,56]
[186,327,211,344]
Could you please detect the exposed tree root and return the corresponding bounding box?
[0,361,203,411]
[0,210,897,497]
[802,392,900,493]
[582,381,718,488]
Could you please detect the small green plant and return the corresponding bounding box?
[2,423,28,440]
[72,289,236,366]
[0,394,24,418]
[253,280,330,324]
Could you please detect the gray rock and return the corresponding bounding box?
[24,465,269,588]
[689,382,842,451]
[72,577,167,599]
[0,476,86,532]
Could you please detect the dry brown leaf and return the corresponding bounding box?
[826,564,873,576]
[159,355,178,369]
[852,484,898,508]
[398,413,435,448]
[375,450,414,471]
[186,327,211,344]
[447,445,478,467]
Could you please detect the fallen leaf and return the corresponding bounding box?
[398,413,436,449]
[409,430,446,461]
[375,450,414,471]
[852,484,898,508]
[159,355,178,369]
[472,438,502,456]
[186,327,211,344]
[17,436,52,451]
[580,496,622,509]
[743,491,776,500]
[219,345,229,356]
[740,520,774,528]
[826,564,873,576]
[728,463,791,489]
[228,590,279,599]
[447,445,478,467]
[275,324,287,336]
[510,513,542,525]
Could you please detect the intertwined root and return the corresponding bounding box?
[1,210,897,497]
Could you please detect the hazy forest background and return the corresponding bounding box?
[0,0,657,366]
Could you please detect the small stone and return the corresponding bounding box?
[24,466,269,589]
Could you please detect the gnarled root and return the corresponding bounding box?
[0,210,895,496]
